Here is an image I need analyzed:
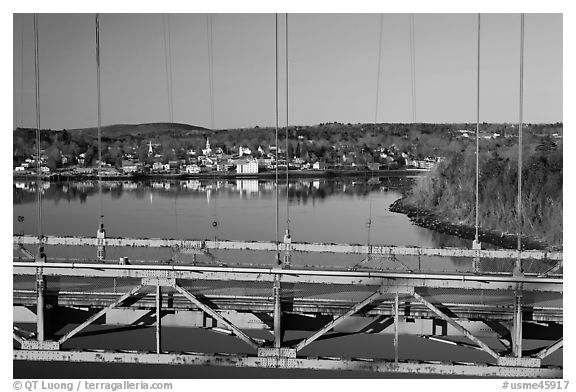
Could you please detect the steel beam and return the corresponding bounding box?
[394,292,399,363]
[412,292,500,359]
[536,338,563,360]
[58,285,143,345]
[273,274,281,348]
[13,262,563,293]
[36,269,45,341]
[13,332,25,345]
[539,261,563,277]
[13,234,562,261]
[17,245,35,259]
[513,287,523,358]
[172,284,261,350]
[13,349,562,378]
[294,288,383,352]
[156,285,161,354]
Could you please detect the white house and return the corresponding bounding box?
[122,160,139,173]
[236,159,259,174]
[239,146,252,157]
[185,164,201,174]
[313,161,327,170]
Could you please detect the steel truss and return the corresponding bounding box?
[13,261,562,377]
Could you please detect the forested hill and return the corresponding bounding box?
[67,122,209,138]
[404,142,563,250]
[13,122,562,173]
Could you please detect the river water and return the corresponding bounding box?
[13,176,476,272]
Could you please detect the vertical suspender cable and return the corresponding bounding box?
[374,14,384,124]
[409,14,417,124]
[207,14,215,130]
[162,14,174,124]
[206,14,218,238]
[517,13,525,272]
[475,14,481,245]
[33,14,42,246]
[33,15,46,339]
[275,14,280,262]
[512,14,526,358]
[95,14,107,261]
[18,17,25,233]
[162,14,178,238]
[285,13,290,237]
[408,13,421,256]
[96,14,104,227]
[368,14,384,250]
[19,16,25,127]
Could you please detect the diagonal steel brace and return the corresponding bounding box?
[294,288,383,352]
[172,283,261,350]
[412,292,500,359]
[535,338,562,360]
[58,285,144,345]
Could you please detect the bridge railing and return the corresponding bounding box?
[13,234,563,276]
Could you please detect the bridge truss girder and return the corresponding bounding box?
[13,261,562,377]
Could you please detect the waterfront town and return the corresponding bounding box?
[14,136,439,178]
[13,121,561,179]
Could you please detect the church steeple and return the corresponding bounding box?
[148,140,153,156]
[202,137,212,156]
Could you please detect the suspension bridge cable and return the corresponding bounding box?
[285,13,290,237]
[162,14,174,124]
[161,14,179,240]
[368,14,384,250]
[95,14,104,228]
[475,14,481,245]
[207,14,215,130]
[374,14,384,124]
[517,13,525,271]
[408,13,421,255]
[33,14,42,247]
[409,14,417,124]
[19,16,25,128]
[205,15,219,238]
[275,14,280,261]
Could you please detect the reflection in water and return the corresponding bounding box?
[13,177,413,205]
[13,176,462,248]
[13,176,482,272]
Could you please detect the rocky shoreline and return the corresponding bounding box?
[389,198,552,251]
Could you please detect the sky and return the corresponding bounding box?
[12,13,562,130]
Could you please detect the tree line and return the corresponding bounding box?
[405,137,562,249]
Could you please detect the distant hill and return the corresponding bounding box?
[66,123,210,138]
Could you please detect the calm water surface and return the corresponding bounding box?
[13,176,473,271]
